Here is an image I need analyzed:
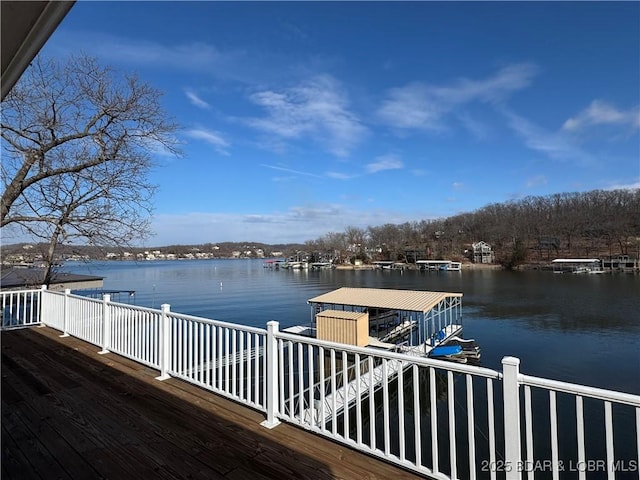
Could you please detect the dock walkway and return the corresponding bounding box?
[1,327,422,480]
[306,324,463,426]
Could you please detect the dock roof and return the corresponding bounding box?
[552,258,600,263]
[308,287,462,314]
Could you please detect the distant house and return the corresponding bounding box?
[472,241,494,264]
[0,268,104,292]
[404,246,427,263]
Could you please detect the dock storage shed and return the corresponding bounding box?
[316,309,369,347]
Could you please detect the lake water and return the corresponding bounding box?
[64,259,639,478]
[65,259,639,394]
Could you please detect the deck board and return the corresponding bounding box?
[1,327,423,480]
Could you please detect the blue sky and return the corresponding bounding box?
[38,1,639,245]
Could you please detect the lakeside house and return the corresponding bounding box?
[472,241,494,264]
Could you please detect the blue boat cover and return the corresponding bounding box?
[429,345,463,357]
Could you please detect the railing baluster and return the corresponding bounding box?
[212,325,218,388]
[331,349,337,436]
[277,338,283,414]
[319,346,326,431]
[224,327,230,392]
[550,390,559,480]
[383,359,390,456]
[217,325,223,389]
[231,329,237,396]
[398,360,405,461]
[254,333,260,405]
[199,323,204,385]
[413,364,421,468]
[368,355,375,450]
[525,385,534,480]
[262,334,267,409]
[298,343,305,424]
[604,401,614,480]
[430,367,439,474]
[247,333,253,403]
[238,331,244,399]
[288,340,295,419]
[342,350,349,440]
[355,352,362,445]
[576,396,586,480]
[205,324,211,387]
[178,317,184,376]
[448,370,457,479]
[307,344,314,428]
[467,374,476,480]
[487,378,496,480]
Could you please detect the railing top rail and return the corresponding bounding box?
[275,330,502,379]
[520,373,640,407]
[104,301,164,316]
[166,310,267,335]
[0,288,42,295]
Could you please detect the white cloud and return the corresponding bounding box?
[186,128,230,155]
[366,154,404,174]
[500,108,594,166]
[562,100,640,132]
[261,164,323,178]
[325,171,358,180]
[377,63,538,131]
[604,178,640,191]
[525,175,548,188]
[245,75,367,157]
[185,89,210,109]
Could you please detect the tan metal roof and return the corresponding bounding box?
[308,287,462,314]
[316,309,367,320]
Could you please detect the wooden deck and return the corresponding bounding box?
[1,326,423,480]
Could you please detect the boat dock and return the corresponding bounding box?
[286,287,468,426]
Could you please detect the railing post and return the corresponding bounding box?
[156,304,171,381]
[99,294,111,354]
[502,356,522,480]
[37,285,47,327]
[261,320,281,429]
[60,288,71,337]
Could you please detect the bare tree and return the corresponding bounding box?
[1,54,179,283]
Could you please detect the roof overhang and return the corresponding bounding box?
[308,287,462,315]
[1,1,75,100]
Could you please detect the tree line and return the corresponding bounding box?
[304,189,640,268]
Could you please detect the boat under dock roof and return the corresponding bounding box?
[308,287,462,314]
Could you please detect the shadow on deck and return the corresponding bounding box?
[1,327,422,480]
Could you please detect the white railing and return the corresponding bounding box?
[107,301,162,369]
[0,288,42,329]
[273,328,502,480]
[517,371,640,480]
[162,309,268,413]
[2,288,639,480]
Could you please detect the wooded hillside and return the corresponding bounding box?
[306,189,640,267]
